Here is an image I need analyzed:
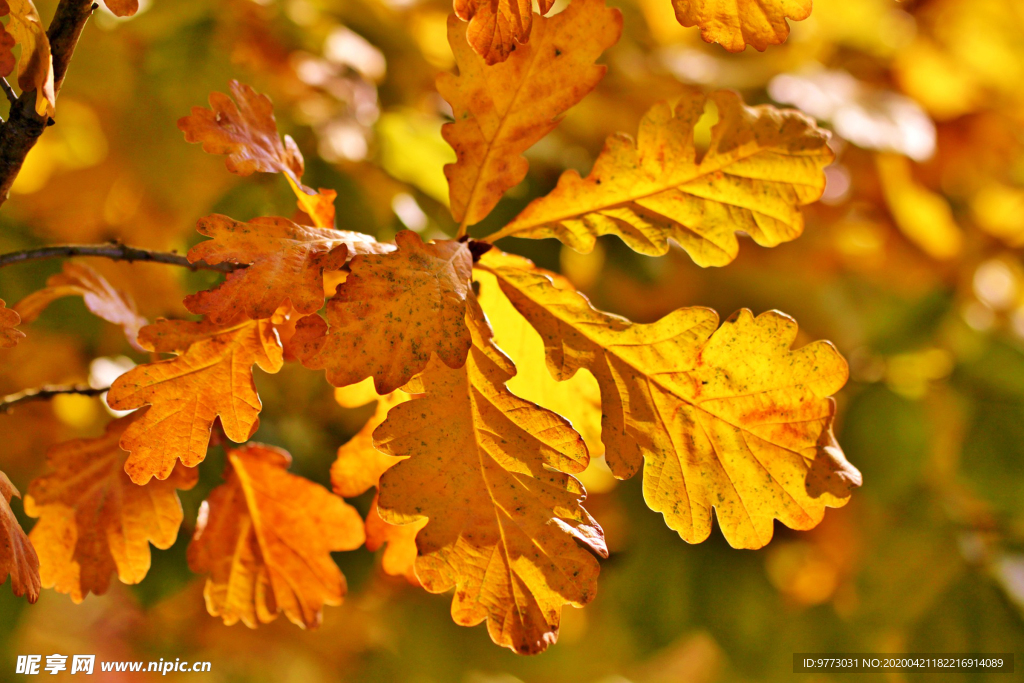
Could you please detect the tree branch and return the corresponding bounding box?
[0,383,108,414]
[0,243,241,272]
[0,0,98,206]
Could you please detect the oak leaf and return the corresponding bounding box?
[0,470,40,603]
[440,0,622,225]
[101,0,138,17]
[453,0,554,65]
[0,4,14,79]
[294,231,474,394]
[179,81,335,228]
[332,390,408,499]
[184,214,390,323]
[374,297,606,654]
[106,317,284,485]
[0,299,25,348]
[15,262,147,350]
[488,89,833,267]
[481,250,862,549]
[1,0,54,116]
[24,414,198,603]
[672,0,812,52]
[365,493,424,586]
[188,443,365,629]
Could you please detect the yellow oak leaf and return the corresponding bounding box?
[672,0,812,52]
[106,317,284,485]
[440,0,622,225]
[486,89,833,267]
[294,231,474,394]
[0,299,25,348]
[480,250,861,550]
[875,153,963,260]
[453,0,554,65]
[102,0,138,17]
[474,267,603,454]
[374,297,606,654]
[184,214,391,323]
[15,262,147,350]
[188,443,365,629]
[365,492,424,586]
[2,0,55,116]
[23,414,197,603]
[0,470,40,603]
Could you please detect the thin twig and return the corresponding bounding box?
[0,384,108,414]
[0,78,16,107]
[0,243,241,272]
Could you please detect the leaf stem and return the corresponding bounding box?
[0,243,240,272]
[456,219,470,239]
[0,383,109,414]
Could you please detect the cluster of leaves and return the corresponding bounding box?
[0,0,862,655]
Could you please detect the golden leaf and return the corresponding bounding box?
[480,250,861,549]
[294,231,474,394]
[332,390,408,499]
[2,0,54,116]
[106,317,284,485]
[365,492,424,586]
[672,0,812,52]
[487,89,833,267]
[0,470,40,603]
[188,443,365,629]
[15,262,147,350]
[24,414,197,602]
[184,214,391,324]
[440,0,622,225]
[0,299,25,348]
[102,0,138,17]
[875,153,963,260]
[374,298,606,654]
[453,0,554,65]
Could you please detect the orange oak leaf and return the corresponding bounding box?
[0,470,40,603]
[188,443,365,629]
[0,4,15,79]
[454,0,554,65]
[1,0,54,116]
[184,214,391,324]
[332,390,408,499]
[24,414,198,603]
[481,250,861,549]
[672,0,811,52]
[102,0,138,17]
[440,0,622,225]
[106,317,284,485]
[365,493,424,586]
[374,298,606,654]
[487,89,834,267]
[0,299,25,348]
[15,262,147,350]
[179,81,334,227]
[294,231,474,394]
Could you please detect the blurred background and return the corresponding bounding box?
[1,0,1023,680]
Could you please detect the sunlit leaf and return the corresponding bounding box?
[481,250,861,549]
[440,0,622,225]
[0,470,39,603]
[188,443,365,629]
[2,0,54,116]
[672,0,812,52]
[106,317,284,485]
[24,413,197,602]
[453,0,553,65]
[488,89,833,267]
[294,231,474,394]
[375,297,606,654]
[875,153,963,260]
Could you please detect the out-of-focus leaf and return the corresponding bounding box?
[376,110,454,205]
[2,0,54,116]
[482,250,860,549]
[106,317,284,485]
[671,0,811,52]
[0,300,25,349]
[375,298,606,654]
[14,262,147,350]
[101,0,138,18]
[0,471,39,603]
[875,153,963,260]
[188,443,365,629]
[332,391,406,499]
[489,90,833,267]
[440,0,622,225]
[184,214,390,323]
[294,231,473,394]
[24,413,197,602]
